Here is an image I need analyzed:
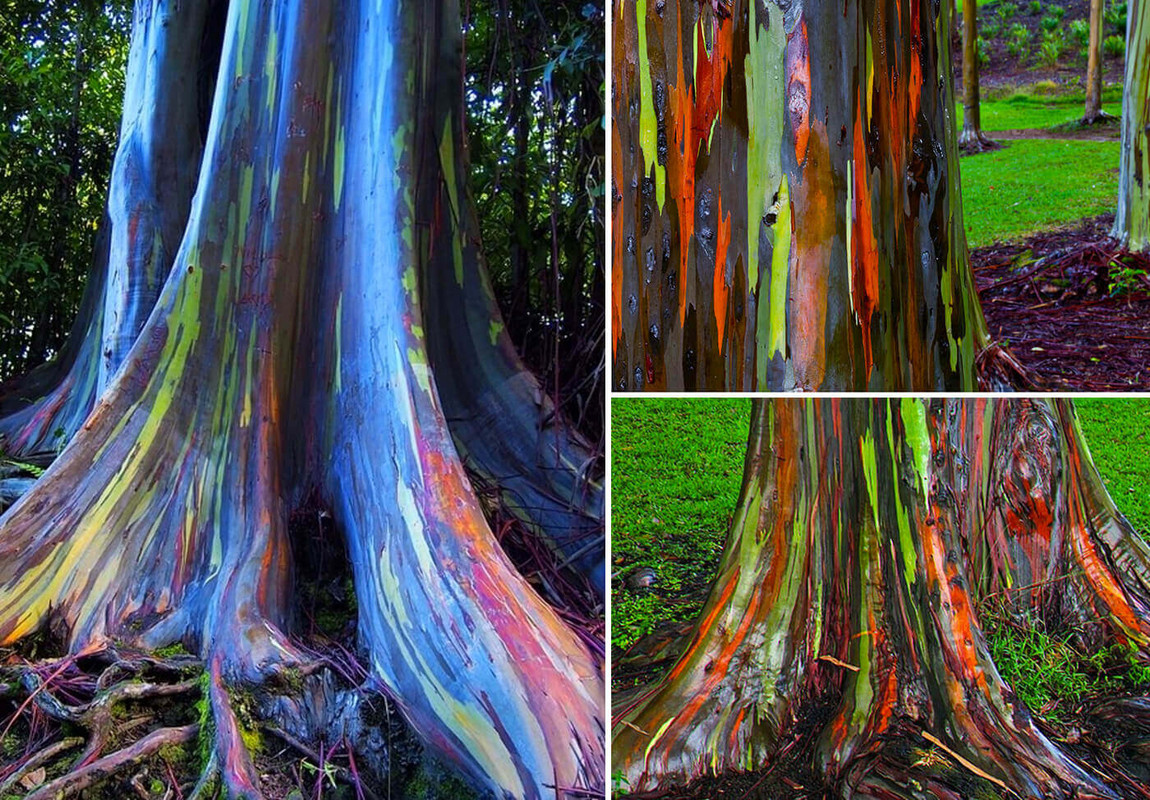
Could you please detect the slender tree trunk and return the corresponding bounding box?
[1084,0,1106,123]
[614,398,1150,798]
[612,0,998,392]
[959,0,991,150]
[0,0,212,456]
[0,1,604,797]
[1112,0,1150,251]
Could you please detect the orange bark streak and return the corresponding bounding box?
[672,584,766,734]
[1066,461,1144,640]
[713,195,731,345]
[667,566,742,683]
[786,21,811,165]
[668,35,695,330]
[908,1,923,123]
[691,18,733,149]
[728,705,747,752]
[669,15,734,329]
[789,120,833,388]
[851,107,879,378]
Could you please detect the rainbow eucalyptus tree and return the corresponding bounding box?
[1113,0,1150,251]
[614,397,1150,798]
[611,0,1004,391]
[0,0,605,797]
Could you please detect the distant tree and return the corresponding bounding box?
[1084,0,1108,123]
[960,0,993,150]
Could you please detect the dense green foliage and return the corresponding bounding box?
[464,1,604,439]
[0,0,128,380]
[611,398,1150,656]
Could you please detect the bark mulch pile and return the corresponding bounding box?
[972,213,1150,391]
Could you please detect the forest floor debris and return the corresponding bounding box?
[973,213,1150,391]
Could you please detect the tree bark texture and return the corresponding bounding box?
[1113,0,1150,251]
[0,1,604,797]
[611,0,989,391]
[959,0,990,150]
[1084,0,1105,123]
[614,398,1150,798]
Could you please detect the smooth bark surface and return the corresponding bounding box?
[1113,0,1150,251]
[1084,0,1105,123]
[612,0,990,391]
[959,0,991,149]
[0,0,604,797]
[614,398,1150,798]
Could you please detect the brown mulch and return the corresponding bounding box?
[972,214,1150,391]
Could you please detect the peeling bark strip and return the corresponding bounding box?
[613,398,1150,798]
[1113,0,1150,251]
[612,0,989,391]
[0,0,604,798]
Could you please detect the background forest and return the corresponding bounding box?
[0,0,605,442]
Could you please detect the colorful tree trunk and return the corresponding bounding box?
[0,1,604,798]
[959,0,992,150]
[1084,0,1106,123]
[611,0,993,391]
[0,0,215,457]
[1113,0,1150,251]
[614,398,1150,798]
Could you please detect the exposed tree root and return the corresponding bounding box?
[958,131,1002,154]
[975,342,1051,391]
[0,736,84,796]
[2,649,357,799]
[25,724,198,800]
[1081,110,1118,126]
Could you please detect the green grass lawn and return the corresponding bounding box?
[955,92,1122,132]
[612,398,1150,651]
[1075,398,1150,534]
[959,137,1120,246]
[611,398,750,651]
